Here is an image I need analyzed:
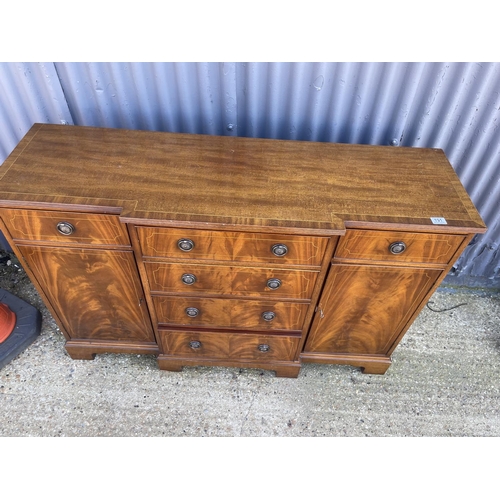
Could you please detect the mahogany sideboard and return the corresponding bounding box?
[0,124,486,377]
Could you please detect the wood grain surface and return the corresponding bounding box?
[335,229,465,265]
[159,330,300,362]
[152,295,309,330]
[0,124,486,232]
[137,226,329,266]
[144,262,319,299]
[18,245,154,342]
[304,264,442,356]
[2,209,130,246]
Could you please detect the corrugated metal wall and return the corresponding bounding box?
[0,62,499,287]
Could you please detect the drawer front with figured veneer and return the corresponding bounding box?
[335,229,465,265]
[144,262,319,299]
[137,226,329,267]
[152,295,309,331]
[159,330,300,362]
[2,209,130,247]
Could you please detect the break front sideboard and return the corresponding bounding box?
[0,124,486,377]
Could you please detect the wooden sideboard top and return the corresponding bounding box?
[0,123,486,234]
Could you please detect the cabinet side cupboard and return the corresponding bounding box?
[0,124,486,377]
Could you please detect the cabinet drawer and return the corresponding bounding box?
[1,209,130,246]
[334,230,465,265]
[145,262,319,299]
[159,330,300,361]
[152,296,309,331]
[137,226,329,266]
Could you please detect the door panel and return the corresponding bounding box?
[304,264,441,355]
[19,246,154,342]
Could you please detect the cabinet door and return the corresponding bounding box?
[19,246,154,342]
[304,264,441,356]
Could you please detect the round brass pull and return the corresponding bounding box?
[178,238,194,252]
[271,243,288,257]
[389,241,407,255]
[56,221,75,236]
[261,311,276,322]
[185,307,199,317]
[257,344,270,352]
[189,340,202,349]
[266,278,282,290]
[181,273,197,285]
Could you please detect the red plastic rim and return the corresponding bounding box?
[0,302,16,343]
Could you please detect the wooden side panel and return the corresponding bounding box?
[304,264,442,356]
[18,246,155,342]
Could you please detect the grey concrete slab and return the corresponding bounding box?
[0,252,499,437]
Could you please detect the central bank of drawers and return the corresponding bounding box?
[137,227,330,362]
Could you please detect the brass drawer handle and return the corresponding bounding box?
[261,311,276,322]
[181,273,197,285]
[178,238,195,252]
[271,243,288,257]
[56,221,75,236]
[257,344,270,352]
[189,340,202,349]
[389,241,407,254]
[266,278,282,290]
[185,307,199,317]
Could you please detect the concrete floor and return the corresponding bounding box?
[0,252,499,437]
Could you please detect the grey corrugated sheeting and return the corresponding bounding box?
[0,62,498,287]
[0,63,73,159]
[53,62,238,135]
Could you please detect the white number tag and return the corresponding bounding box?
[430,217,447,225]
